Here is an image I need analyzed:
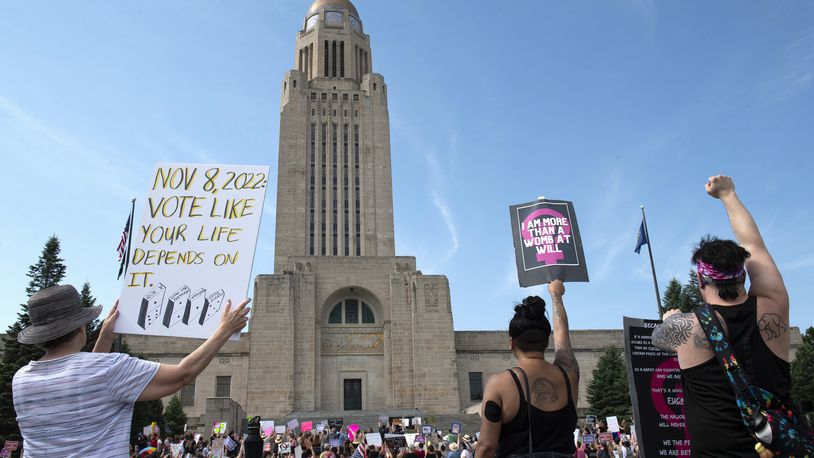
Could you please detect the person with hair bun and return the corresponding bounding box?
[476,279,578,458]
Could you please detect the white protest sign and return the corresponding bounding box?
[211,438,225,458]
[115,163,270,339]
[404,434,418,447]
[365,433,383,447]
[316,423,326,432]
[275,425,287,434]
[606,416,620,433]
[287,418,300,430]
[278,443,291,455]
[261,421,275,436]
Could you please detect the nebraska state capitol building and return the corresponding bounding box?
[123,0,803,430]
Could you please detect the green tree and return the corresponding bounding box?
[791,327,814,418]
[0,236,67,453]
[679,269,704,312]
[587,346,632,420]
[163,395,188,436]
[80,282,103,352]
[662,278,683,313]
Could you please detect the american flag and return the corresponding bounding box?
[351,442,366,458]
[117,214,131,261]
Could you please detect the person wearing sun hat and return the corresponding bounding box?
[12,284,252,458]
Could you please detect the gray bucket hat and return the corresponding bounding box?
[17,284,102,345]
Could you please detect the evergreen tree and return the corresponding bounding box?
[662,278,683,313]
[80,282,102,352]
[132,398,165,444]
[587,346,632,420]
[163,395,188,436]
[0,236,67,447]
[679,269,704,312]
[791,327,814,417]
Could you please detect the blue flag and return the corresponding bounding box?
[634,220,648,254]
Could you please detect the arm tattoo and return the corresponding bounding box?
[551,295,580,376]
[652,314,694,351]
[759,313,788,341]
[693,329,711,350]
[531,377,560,404]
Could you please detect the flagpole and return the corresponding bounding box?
[114,198,135,354]
[124,198,135,277]
[641,205,662,318]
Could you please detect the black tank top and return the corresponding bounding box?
[681,296,791,457]
[496,365,578,457]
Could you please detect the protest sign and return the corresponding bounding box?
[279,443,292,455]
[295,445,303,458]
[115,163,270,339]
[449,422,461,435]
[401,418,410,427]
[225,436,237,452]
[143,426,152,436]
[328,418,344,429]
[316,423,325,432]
[598,432,613,443]
[302,421,313,432]
[275,425,287,434]
[421,425,433,435]
[348,424,360,442]
[384,435,407,449]
[415,435,425,444]
[261,421,275,436]
[287,418,300,430]
[212,438,225,458]
[213,421,228,435]
[585,415,597,427]
[404,433,418,447]
[624,316,691,457]
[606,416,620,433]
[510,198,588,286]
[582,434,595,445]
[365,433,383,447]
[264,443,272,452]
[378,415,389,424]
[329,439,341,447]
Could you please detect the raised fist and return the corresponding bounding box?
[705,175,735,199]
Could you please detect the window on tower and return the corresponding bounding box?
[306,14,319,31]
[325,11,343,26]
[349,16,362,33]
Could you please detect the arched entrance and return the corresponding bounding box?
[318,287,385,411]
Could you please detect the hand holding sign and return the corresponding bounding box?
[217,298,251,336]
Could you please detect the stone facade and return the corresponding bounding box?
[122,0,807,431]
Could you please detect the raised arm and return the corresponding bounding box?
[549,280,579,386]
[92,300,119,353]
[706,175,788,306]
[138,298,251,401]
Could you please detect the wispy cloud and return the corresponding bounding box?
[759,27,814,102]
[429,191,459,268]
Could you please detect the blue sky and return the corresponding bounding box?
[1,1,812,334]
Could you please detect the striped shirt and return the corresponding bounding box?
[13,352,160,458]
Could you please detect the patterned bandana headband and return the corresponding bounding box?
[697,260,746,284]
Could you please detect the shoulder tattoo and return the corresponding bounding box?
[759,313,788,341]
[652,314,694,351]
[531,377,559,404]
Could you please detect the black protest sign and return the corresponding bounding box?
[624,317,691,457]
[383,435,407,449]
[328,418,344,429]
[510,199,588,286]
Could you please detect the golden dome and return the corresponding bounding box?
[307,0,359,18]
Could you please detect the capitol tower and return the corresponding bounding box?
[249,0,461,417]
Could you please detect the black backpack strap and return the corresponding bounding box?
[513,366,534,458]
[694,304,759,428]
